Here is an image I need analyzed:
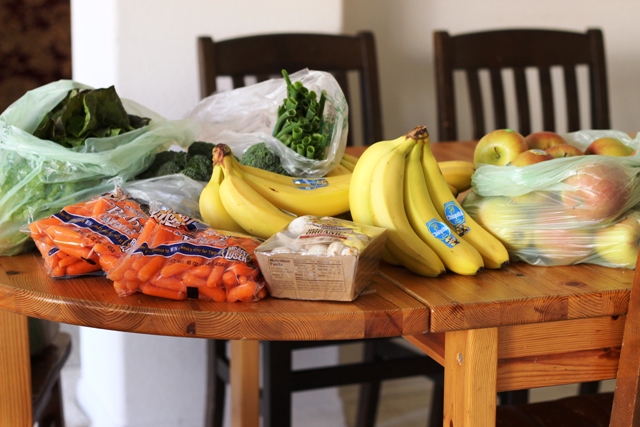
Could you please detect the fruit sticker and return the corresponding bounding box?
[443,201,471,236]
[426,219,460,248]
[291,178,329,190]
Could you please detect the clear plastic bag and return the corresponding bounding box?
[0,80,198,256]
[185,68,348,177]
[462,130,640,268]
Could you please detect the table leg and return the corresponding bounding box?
[230,340,260,427]
[0,310,32,427]
[443,327,498,427]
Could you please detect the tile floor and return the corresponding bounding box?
[59,326,616,427]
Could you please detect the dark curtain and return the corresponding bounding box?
[0,0,71,112]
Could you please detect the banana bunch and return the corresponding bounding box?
[349,126,509,276]
[199,144,351,239]
[341,151,475,195]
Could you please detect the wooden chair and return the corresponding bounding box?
[433,28,610,141]
[496,248,640,427]
[31,330,72,427]
[198,32,444,427]
[198,32,382,147]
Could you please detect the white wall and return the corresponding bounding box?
[343,0,640,141]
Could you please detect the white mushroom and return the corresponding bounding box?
[306,244,328,255]
[288,215,314,236]
[326,242,346,256]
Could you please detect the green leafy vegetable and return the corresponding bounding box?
[272,69,328,160]
[33,86,151,148]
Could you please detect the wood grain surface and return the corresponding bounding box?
[0,252,429,341]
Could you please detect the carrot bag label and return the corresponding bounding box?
[107,205,268,302]
[25,187,148,278]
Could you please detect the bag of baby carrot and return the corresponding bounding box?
[107,205,268,302]
[25,187,148,278]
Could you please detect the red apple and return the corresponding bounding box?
[585,137,635,156]
[545,144,584,158]
[473,129,528,166]
[524,131,567,150]
[508,149,554,167]
[531,227,593,265]
[560,162,631,222]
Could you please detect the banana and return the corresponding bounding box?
[216,146,295,239]
[349,135,407,226]
[324,163,352,176]
[368,129,445,277]
[439,160,476,193]
[448,183,459,198]
[419,128,510,269]
[237,164,351,217]
[404,142,483,275]
[199,163,247,233]
[341,152,360,166]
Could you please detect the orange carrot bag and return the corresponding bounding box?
[25,187,148,278]
[107,205,268,302]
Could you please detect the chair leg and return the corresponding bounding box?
[37,377,65,427]
[427,378,444,427]
[578,381,600,395]
[354,341,381,427]
[262,341,294,427]
[205,340,228,427]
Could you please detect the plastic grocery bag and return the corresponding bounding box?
[462,130,640,268]
[0,80,198,256]
[185,68,348,177]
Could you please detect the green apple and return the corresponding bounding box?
[524,131,567,150]
[473,129,528,166]
[508,149,554,167]
[545,144,584,158]
[585,137,635,156]
[473,196,532,252]
[593,210,640,268]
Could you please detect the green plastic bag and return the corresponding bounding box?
[0,80,199,256]
[462,130,640,268]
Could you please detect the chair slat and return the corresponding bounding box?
[563,65,581,132]
[513,67,531,135]
[538,65,556,131]
[466,70,485,139]
[490,68,507,131]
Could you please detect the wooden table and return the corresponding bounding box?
[0,141,634,427]
[0,252,430,427]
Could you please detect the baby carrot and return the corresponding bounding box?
[65,260,102,276]
[52,265,66,277]
[227,262,259,279]
[98,255,119,272]
[160,262,192,278]
[137,256,166,282]
[198,285,226,302]
[141,283,186,300]
[190,265,212,278]
[222,270,237,288]
[151,276,186,292]
[58,255,81,268]
[182,273,207,288]
[207,266,225,287]
[227,281,257,303]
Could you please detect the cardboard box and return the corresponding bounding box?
[255,216,387,301]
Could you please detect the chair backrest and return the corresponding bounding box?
[434,28,610,141]
[197,32,383,146]
[609,249,640,426]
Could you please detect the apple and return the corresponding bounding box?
[593,210,640,268]
[524,131,567,150]
[531,227,593,265]
[545,144,584,158]
[585,137,635,156]
[473,129,528,166]
[560,162,631,222]
[473,196,532,252]
[508,149,554,167]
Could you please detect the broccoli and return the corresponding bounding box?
[182,154,213,181]
[187,141,217,159]
[239,142,290,176]
[135,146,216,181]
